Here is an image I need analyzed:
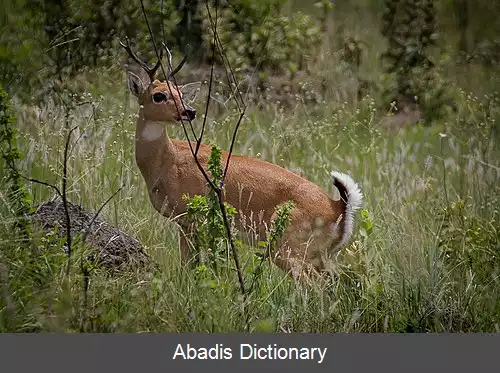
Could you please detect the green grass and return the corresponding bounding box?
[1,63,499,333]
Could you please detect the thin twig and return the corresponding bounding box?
[204,4,246,186]
[137,0,247,296]
[9,164,62,199]
[196,8,217,156]
[206,4,246,110]
[217,189,245,293]
[222,112,245,186]
[79,185,123,333]
[12,121,78,277]
[62,125,78,276]
[139,0,198,142]
[81,186,124,244]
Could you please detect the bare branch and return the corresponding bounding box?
[203,1,246,295]
[222,112,245,186]
[137,0,248,297]
[62,124,78,276]
[170,55,188,78]
[9,163,62,199]
[196,5,218,157]
[203,3,247,186]
[206,4,246,110]
[81,186,124,244]
[217,189,245,293]
[13,119,79,277]
[79,184,124,332]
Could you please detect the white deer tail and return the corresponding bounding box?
[330,171,363,250]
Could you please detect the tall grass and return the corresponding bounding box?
[1,59,499,332]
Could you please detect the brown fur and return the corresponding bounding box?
[129,76,350,282]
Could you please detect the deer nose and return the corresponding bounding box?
[182,107,196,120]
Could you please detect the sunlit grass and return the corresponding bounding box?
[1,60,499,332]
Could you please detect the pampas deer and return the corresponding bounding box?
[121,39,363,281]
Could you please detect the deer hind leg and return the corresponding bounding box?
[272,250,320,284]
[269,230,320,284]
[270,217,336,285]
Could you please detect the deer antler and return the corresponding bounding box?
[120,37,163,82]
[162,42,187,79]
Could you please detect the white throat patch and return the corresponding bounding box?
[141,121,165,141]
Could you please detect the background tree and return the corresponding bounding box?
[381,0,449,124]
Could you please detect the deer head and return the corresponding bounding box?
[120,37,201,123]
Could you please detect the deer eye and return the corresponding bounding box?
[152,92,168,104]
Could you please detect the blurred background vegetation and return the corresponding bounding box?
[1,0,500,122]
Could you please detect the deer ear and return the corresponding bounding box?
[180,81,201,103]
[127,71,146,96]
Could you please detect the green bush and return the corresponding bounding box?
[381,0,450,123]
[199,0,322,79]
[0,1,47,87]
[0,85,32,235]
[438,199,500,285]
[0,0,180,90]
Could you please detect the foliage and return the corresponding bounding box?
[314,0,334,33]
[0,225,71,332]
[0,0,47,87]
[0,0,180,91]
[0,85,32,236]
[66,0,180,68]
[2,0,500,108]
[184,144,237,270]
[199,0,322,79]
[266,201,294,251]
[1,0,323,94]
[437,199,500,286]
[381,0,449,124]
[249,200,294,289]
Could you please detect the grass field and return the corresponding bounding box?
[1,49,500,332]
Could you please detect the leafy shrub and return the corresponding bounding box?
[199,0,322,79]
[438,199,500,286]
[0,85,32,236]
[183,143,294,293]
[0,1,47,87]
[184,144,237,270]
[58,0,179,73]
[381,0,450,123]
[0,0,180,90]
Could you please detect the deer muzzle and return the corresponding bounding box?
[181,107,196,121]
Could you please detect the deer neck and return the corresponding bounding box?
[135,107,176,184]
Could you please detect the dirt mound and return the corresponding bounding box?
[31,199,150,269]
